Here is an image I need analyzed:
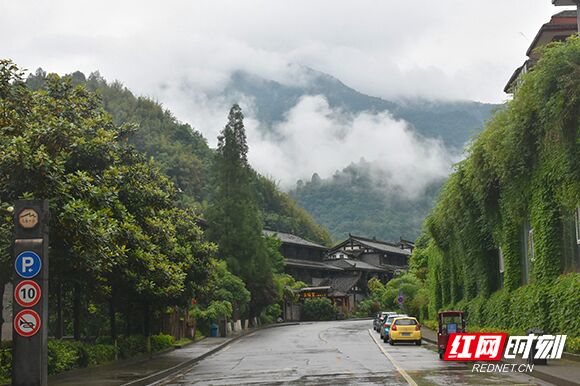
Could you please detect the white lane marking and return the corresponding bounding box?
[368,329,418,386]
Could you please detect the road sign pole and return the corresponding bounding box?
[12,200,49,386]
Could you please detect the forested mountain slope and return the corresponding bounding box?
[290,160,442,242]
[25,69,332,245]
[211,67,499,242]
[222,67,499,149]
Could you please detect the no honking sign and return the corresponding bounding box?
[13,309,42,338]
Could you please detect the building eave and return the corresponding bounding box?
[552,0,579,6]
[526,23,578,57]
[504,63,525,94]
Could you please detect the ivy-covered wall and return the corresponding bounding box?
[412,37,580,333]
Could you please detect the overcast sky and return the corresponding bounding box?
[1,0,563,104]
[0,1,570,189]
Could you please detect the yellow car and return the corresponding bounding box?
[388,317,422,346]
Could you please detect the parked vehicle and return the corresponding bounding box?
[437,310,466,359]
[373,311,396,332]
[388,316,422,346]
[380,314,407,341]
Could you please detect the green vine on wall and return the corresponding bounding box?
[410,37,580,328]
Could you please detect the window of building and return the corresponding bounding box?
[576,207,580,245]
[562,208,580,273]
[380,254,389,265]
[521,221,534,284]
[498,248,505,288]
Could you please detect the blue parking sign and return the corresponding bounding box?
[15,251,42,279]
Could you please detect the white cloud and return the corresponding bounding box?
[0,0,562,104]
[1,0,568,195]
[247,95,452,195]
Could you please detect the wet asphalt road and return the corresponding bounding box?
[161,320,552,385]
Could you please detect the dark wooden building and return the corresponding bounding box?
[265,230,412,314]
[324,234,412,305]
[263,230,341,284]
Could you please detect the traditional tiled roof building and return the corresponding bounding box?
[265,230,413,314]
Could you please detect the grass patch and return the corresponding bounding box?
[173,338,193,347]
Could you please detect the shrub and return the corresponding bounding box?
[444,273,580,337]
[47,340,118,374]
[260,303,282,324]
[2,334,175,383]
[0,342,11,384]
[354,298,378,317]
[423,320,438,331]
[81,344,116,366]
[191,300,233,336]
[566,337,580,354]
[547,273,580,336]
[302,298,337,321]
[194,329,205,341]
[467,325,526,336]
[482,289,511,329]
[47,340,83,374]
[117,335,147,358]
[150,334,175,352]
[465,296,486,326]
[509,284,549,331]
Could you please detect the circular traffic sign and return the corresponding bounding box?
[15,251,42,279]
[14,280,41,308]
[13,309,41,337]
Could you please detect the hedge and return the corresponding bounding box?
[0,334,175,383]
[150,334,175,353]
[439,273,580,353]
[302,298,337,321]
[0,342,10,385]
[415,37,580,342]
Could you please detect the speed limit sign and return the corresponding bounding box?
[14,280,42,308]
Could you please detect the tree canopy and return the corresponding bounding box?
[0,60,214,337]
[207,105,280,317]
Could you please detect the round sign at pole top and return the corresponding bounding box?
[13,309,41,337]
[15,251,42,279]
[14,280,42,308]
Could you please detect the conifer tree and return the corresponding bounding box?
[208,104,277,318]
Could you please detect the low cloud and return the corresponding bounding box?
[246,95,453,196]
[156,83,453,197]
[1,1,558,104]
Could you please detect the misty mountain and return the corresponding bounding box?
[215,67,500,242]
[25,69,333,245]
[222,67,499,149]
[290,160,443,242]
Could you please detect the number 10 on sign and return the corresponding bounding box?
[14,280,42,308]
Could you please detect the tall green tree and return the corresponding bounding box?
[207,104,277,318]
[0,60,213,339]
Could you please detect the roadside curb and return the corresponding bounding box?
[422,327,578,386]
[516,365,578,386]
[47,344,179,384]
[121,322,300,386]
[173,336,205,349]
[563,352,580,362]
[421,331,437,345]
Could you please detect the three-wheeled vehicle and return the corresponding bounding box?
[437,310,466,359]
